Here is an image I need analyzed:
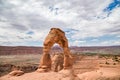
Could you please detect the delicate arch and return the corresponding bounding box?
[38,28,73,72]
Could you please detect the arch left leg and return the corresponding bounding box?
[38,40,54,72]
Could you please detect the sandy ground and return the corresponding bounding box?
[78,68,120,80]
[0,68,120,80]
[0,55,120,80]
[0,71,63,80]
[0,69,79,80]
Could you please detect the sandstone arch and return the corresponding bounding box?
[37,28,73,72]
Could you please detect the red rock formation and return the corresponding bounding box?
[0,46,42,55]
[37,28,73,72]
[51,52,64,72]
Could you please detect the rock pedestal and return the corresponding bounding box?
[51,53,64,72]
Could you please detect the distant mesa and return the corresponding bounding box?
[0,46,120,55]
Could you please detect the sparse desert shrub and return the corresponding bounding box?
[113,63,116,65]
[99,62,103,64]
[115,59,119,62]
[98,55,103,58]
[112,56,120,62]
[105,61,109,65]
[84,52,98,56]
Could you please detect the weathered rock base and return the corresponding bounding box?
[59,69,80,80]
[9,70,24,76]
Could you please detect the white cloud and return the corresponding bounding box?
[0,0,120,46]
[69,40,86,46]
[100,40,120,46]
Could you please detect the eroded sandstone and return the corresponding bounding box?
[37,28,73,72]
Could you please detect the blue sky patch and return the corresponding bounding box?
[84,35,120,42]
[104,0,120,11]
[26,31,34,35]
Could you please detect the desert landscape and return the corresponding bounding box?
[0,46,120,80]
[1,0,120,80]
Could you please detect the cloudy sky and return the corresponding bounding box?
[0,0,120,46]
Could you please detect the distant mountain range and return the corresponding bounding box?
[0,46,120,55]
